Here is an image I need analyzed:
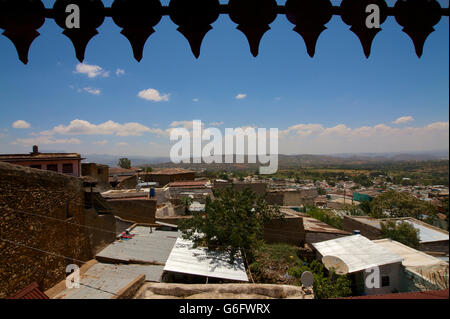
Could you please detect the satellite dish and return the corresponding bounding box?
[322,255,349,275]
[300,271,314,288]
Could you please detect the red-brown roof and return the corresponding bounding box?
[109,167,141,176]
[9,282,49,299]
[340,289,449,299]
[146,168,195,175]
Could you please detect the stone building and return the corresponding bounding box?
[81,163,109,185]
[266,189,318,206]
[142,169,196,187]
[0,162,116,298]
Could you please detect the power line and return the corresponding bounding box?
[6,209,122,237]
[0,237,88,264]
[0,237,120,297]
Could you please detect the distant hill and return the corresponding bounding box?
[82,151,448,169]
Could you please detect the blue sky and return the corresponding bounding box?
[0,0,448,157]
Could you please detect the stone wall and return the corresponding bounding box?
[343,216,382,240]
[420,240,449,255]
[264,217,305,246]
[106,199,157,224]
[0,162,94,298]
[305,232,349,245]
[81,163,109,185]
[126,172,196,188]
[283,190,318,206]
[214,182,268,197]
[266,192,284,205]
[266,190,318,207]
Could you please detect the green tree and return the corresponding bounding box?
[289,259,352,299]
[118,158,131,169]
[180,196,193,216]
[381,220,420,248]
[370,191,437,219]
[178,187,282,262]
[359,200,371,215]
[307,207,343,230]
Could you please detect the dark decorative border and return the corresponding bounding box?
[0,0,448,64]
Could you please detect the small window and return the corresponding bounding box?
[46,164,58,172]
[98,168,102,175]
[381,276,390,287]
[30,165,41,169]
[63,164,73,174]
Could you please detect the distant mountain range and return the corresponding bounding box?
[83,150,449,169]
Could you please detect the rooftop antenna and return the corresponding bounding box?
[322,255,349,275]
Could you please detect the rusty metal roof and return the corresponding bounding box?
[9,282,49,299]
[340,289,449,299]
[146,168,195,175]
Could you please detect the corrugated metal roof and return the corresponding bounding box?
[96,227,180,264]
[52,263,144,299]
[313,235,403,274]
[400,219,449,244]
[164,238,249,282]
[340,289,449,299]
[374,239,449,287]
[146,168,195,175]
[9,282,49,299]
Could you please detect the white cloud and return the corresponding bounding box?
[193,98,199,102]
[235,94,247,100]
[393,116,415,124]
[74,63,110,78]
[280,124,324,137]
[210,121,224,127]
[278,121,449,154]
[41,119,166,137]
[116,142,129,147]
[80,87,101,95]
[170,121,194,129]
[12,120,31,129]
[138,88,170,102]
[12,136,81,146]
[93,140,108,146]
[116,68,125,76]
[320,124,352,137]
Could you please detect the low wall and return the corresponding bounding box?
[420,240,449,255]
[305,232,349,245]
[264,217,305,246]
[343,216,382,240]
[107,199,157,224]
